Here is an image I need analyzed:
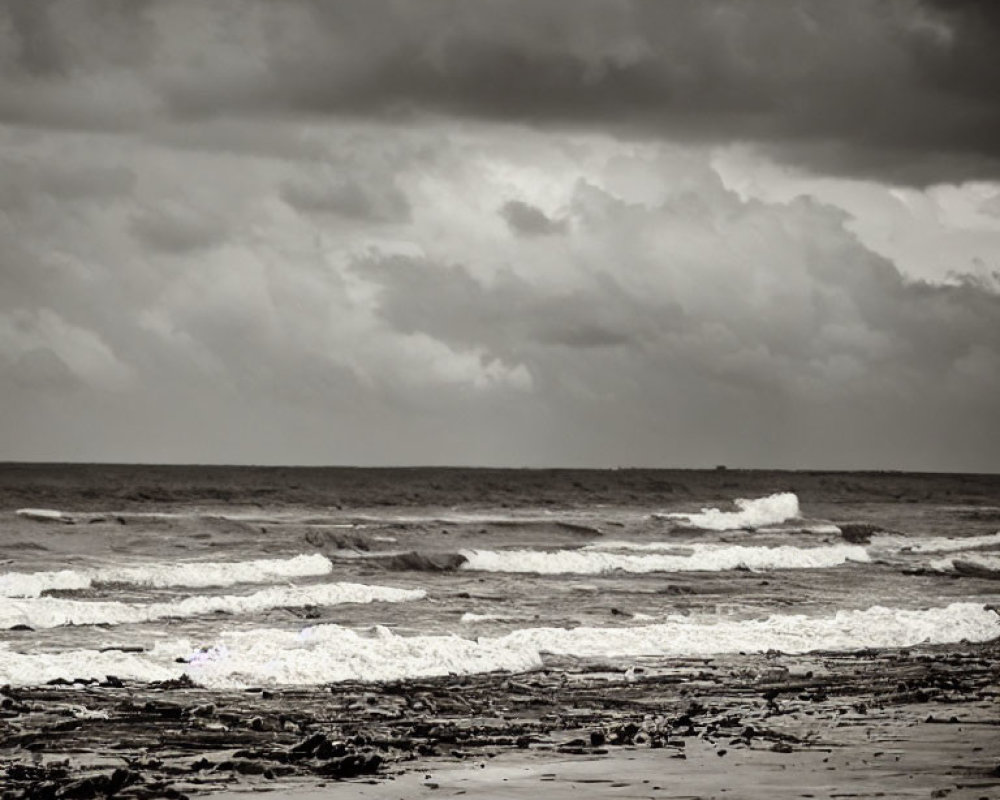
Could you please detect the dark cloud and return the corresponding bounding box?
[357,255,669,357]
[282,177,410,223]
[2,1,1000,181]
[500,200,568,236]
[130,209,227,255]
[168,0,1000,183]
[5,1,68,77]
[0,160,134,210]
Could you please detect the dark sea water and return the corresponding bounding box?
[1,465,999,689]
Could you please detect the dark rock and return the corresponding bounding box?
[290,732,328,755]
[107,769,140,795]
[952,560,1000,580]
[375,551,468,571]
[230,760,268,776]
[314,739,349,760]
[839,523,883,544]
[55,775,109,799]
[314,753,381,779]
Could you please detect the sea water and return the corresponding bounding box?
[2,470,999,690]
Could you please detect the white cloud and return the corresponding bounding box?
[0,118,997,468]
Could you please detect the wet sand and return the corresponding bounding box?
[3,640,997,798]
[218,728,1000,800]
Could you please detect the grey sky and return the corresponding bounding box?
[1,0,999,470]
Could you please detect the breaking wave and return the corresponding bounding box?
[495,602,1000,658]
[0,626,542,688]
[872,531,1000,555]
[0,582,424,630]
[1,602,995,688]
[0,554,334,598]
[459,543,869,574]
[655,492,800,531]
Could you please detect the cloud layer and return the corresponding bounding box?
[3,1,1000,181]
[0,1,999,469]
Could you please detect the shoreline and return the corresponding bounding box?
[2,640,998,798]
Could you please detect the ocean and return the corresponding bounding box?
[1,465,999,796]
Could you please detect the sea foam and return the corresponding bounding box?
[495,602,1000,658]
[0,570,92,598]
[0,554,333,598]
[1,602,995,688]
[0,582,425,629]
[182,625,543,688]
[15,508,70,522]
[655,492,800,530]
[0,627,542,688]
[459,543,869,574]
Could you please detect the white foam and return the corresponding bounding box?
[495,602,1000,658]
[459,543,869,574]
[460,612,519,623]
[0,569,92,598]
[0,626,542,688]
[0,554,334,598]
[655,492,800,530]
[0,582,425,629]
[0,642,181,686]
[15,508,69,522]
[2,602,995,688]
[873,532,1000,554]
[183,625,543,688]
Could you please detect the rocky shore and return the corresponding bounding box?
[2,640,998,799]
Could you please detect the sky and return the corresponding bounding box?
[1,0,999,471]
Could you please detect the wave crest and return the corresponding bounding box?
[0,554,333,598]
[655,492,800,531]
[459,543,869,574]
[0,582,424,630]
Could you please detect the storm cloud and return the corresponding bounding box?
[3,1,1000,181]
[0,1,998,469]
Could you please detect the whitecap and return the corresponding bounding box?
[15,508,70,522]
[0,582,425,629]
[654,492,800,531]
[495,602,1000,658]
[0,625,541,688]
[0,553,334,598]
[459,543,869,574]
[2,602,995,688]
